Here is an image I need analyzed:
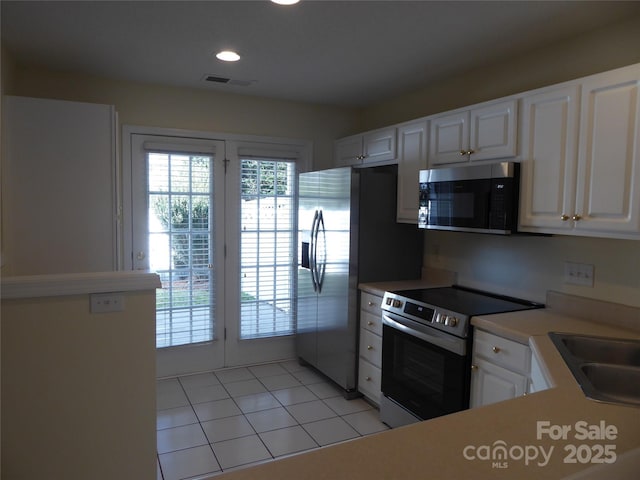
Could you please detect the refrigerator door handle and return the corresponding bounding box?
[316,210,326,293]
[309,210,319,291]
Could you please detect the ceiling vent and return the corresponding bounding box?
[203,74,254,87]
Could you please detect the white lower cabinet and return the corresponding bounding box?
[358,291,384,405]
[470,329,531,408]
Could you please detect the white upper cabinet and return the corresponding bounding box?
[334,126,396,167]
[396,120,428,223]
[519,64,640,239]
[519,85,580,231]
[574,65,640,237]
[3,96,118,274]
[429,99,518,165]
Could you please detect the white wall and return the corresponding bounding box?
[359,14,640,131]
[424,231,639,308]
[2,285,157,479]
[6,65,359,172]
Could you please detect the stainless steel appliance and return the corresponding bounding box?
[380,286,543,428]
[418,161,520,234]
[297,165,423,398]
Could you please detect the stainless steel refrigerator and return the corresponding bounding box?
[296,165,423,397]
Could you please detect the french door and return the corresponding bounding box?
[126,130,300,376]
[130,134,226,375]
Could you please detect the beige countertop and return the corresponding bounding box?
[216,300,640,480]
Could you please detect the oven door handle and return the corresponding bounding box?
[382,313,467,356]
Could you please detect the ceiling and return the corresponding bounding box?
[2,1,639,108]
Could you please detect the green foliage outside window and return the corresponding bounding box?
[152,159,290,271]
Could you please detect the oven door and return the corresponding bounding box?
[381,312,470,421]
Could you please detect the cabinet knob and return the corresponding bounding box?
[471,365,478,371]
[560,214,570,221]
[367,345,373,350]
[466,149,475,155]
[365,376,372,381]
[368,301,375,306]
[572,214,582,221]
[459,150,467,156]
[367,321,374,326]
[492,346,501,353]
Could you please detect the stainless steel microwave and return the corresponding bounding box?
[418,162,520,234]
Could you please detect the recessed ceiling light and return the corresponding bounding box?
[271,0,300,5]
[216,50,241,62]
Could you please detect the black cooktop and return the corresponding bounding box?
[393,286,544,316]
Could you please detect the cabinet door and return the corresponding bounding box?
[429,111,469,165]
[519,86,580,231]
[470,357,528,408]
[469,99,518,162]
[3,96,117,274]
[574,65,640,237]
[529,350,551,394]
[362,127,397,164]
[335,135,363,167]
[396,120,428,223]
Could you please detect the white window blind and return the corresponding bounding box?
[147,150,215,348]
[239,156,296,339]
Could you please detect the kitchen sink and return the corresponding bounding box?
[549,332,640,407]
[580,363,640,404]
[558,334,640,366]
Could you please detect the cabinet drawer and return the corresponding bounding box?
[359,328,382,367]
[361,310,383,336]
[358,359,381,405]
[361,291,383,315]
[473,330,530,373]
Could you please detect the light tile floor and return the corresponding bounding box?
[156,360,389,480]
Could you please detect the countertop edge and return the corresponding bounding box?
[1,270,162,299]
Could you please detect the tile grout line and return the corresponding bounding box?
[157,363,387,479]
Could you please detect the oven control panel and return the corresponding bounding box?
[381,291,469,338]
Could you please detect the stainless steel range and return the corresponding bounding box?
[380,285,543,428]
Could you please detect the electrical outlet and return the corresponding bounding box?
[564,262,595,287]
[90,293,125,313]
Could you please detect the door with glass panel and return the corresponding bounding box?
[130,135,226,376]
[223,145,297,367]
[129,135,300,375]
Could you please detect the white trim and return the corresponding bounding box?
[1,271,161,299]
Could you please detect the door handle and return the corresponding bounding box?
[315,210,326,293]
[309,210,319,291]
